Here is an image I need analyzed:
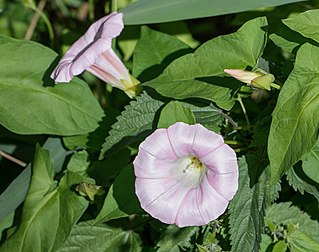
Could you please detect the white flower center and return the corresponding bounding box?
[174,156,207,188]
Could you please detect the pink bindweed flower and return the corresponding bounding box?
[224,69,277,91]
[51,12,140,98]
[133,122,238,227]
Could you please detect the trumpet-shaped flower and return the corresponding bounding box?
[51,12,139,98]
[224,68,276,91]
[133,122,238,227]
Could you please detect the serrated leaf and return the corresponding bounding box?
[122,0,305,25]
[265,202,319,243]
[286,165,319,201]
[133,26,191,81]
[94,165,143,224]
[302,138,319,184]
[157,101,196,128]
[156,225,199,252]
[283,9,319,43]
[99,92,164,158]
[268,43,319,183]
[228,157,267,252]
[58,221,142,252]
[0,35,104,135]
[144,17,267,110]
[181,103,224,132]
[1,146,90,251]
[290,230,319,252]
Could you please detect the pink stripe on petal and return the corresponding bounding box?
[135,177,190,224]
[200,144,238,174]
[134,150,176,179]
[88,64,122,87]
[196,176,229,222]
[167,122,198,157]
[192,124,224,157]
[175,189,206,227]
[206,169,238,200]
[139,128,178,160]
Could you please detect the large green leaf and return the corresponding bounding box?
[122,0,305,25]
[157,101,196,128]
[94,165,143,224]
[0,137,70,222]
[302,138,319,184]
[0,35,104,135]
[1,147,90,251]
[144,17,267,110]
[58,221,142,252]
[99,92,164,158]
[268,43,319,183]
[283,9,319,43]
[133,26,191,81]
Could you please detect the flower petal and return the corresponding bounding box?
[51,12,124,83]
[139,128,178,160]
[200,143,238,174]
[192,124,224,157]
[206,169,238,200]
[135,177,190,224]
[175,176,229,227]
[133,149,176,179]
[167,122,198,157]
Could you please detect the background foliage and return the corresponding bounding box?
[1,0,319,251]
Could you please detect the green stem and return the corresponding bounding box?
[111,0,118,49]
[88,0,95,21]
[111,0,118,12]
[237,97,251,131]
[271,82,281,90]
[224,140,243,145]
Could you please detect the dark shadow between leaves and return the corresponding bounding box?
[42,56,61,87]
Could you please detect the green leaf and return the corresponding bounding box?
[1,146,89,251]
[144,17,267,110]
[58,221,142,252]
[265,202,319,243]
[99,92,164,158]
[0,137,70,222]
[133,26,191,81]
[290,230,319,252]
[122,0,305,25]
[156,225,199,252]
[302,138,319,184]
[286,165,319,201]
[157,101,196,128]
[95,165,143,224]
[268,43,319,183]
[0,35,104,135]
[182,103,224,132]
[228,157,268,252]
[63,108,119,151]
[283,9,319,43]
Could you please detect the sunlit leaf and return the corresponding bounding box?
[122,0,305,25]
[144,17,267,110]
[268,43,319,182]
[0,35,104,135]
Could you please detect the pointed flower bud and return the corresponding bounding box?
[133,122,238,227]
[51,12,140,98]
[224,69,275,91]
